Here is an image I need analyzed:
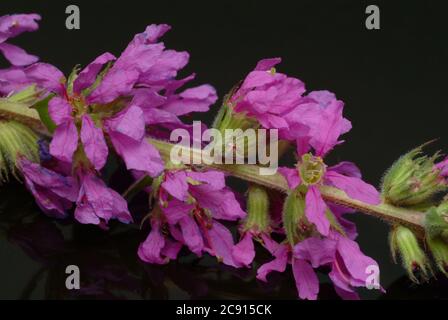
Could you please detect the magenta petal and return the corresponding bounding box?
[232,233,255,267]
[325,170,380,205]
[278,167,301,189]
[161,239,182,260]
[19,158,78,201]
[293,237,336,268]
[138,222,167,264]
[329,266,354,293]
[87,68,139,104]
[239,70,280,91]
[162,84,218,116]
[179,215,204,256]
[0,67,28,95]
[336,236,379,286]
[0,42,38,66]
[301,91,351,157]
[327,161,362,179]
[144,24,171,43]
[106,105,145,141]
[161,171,189,201]
[74,52,116,94]
[260,233,281,255]
[25,63,65,95]
[305,186,330,236]
[162,203,191,225]
[161,199,193,224]
[205,221,238,267]
[254,58,281,71]
[436,156,448,176]
[48,96,72,125]
[256,244,288,282]
[108,131,164,177]
[0,14,41,41]
[80,114,108,170]
[186,170,226,190]
[143,107,182,125]
[49,120,78,163]
[292,259,319,300]
[74,201,101,225]
[192,186,246,221]
[75,171,132,225]
[257,113,289,130]
[19,159,76,219]
[25,179,72,218]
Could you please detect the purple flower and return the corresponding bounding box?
[255,231,380,300]
[22,24,218,178]
[0,14,40,66]
[19,158,132,227]
[19,157,78,218]
[293,232,381,300]
[138,169,246,267]
[104,105,164,176]
[279,93,380,236]
[37,51,165,177]
[281,157,379,237]
[74,169,132,226]
[282,90,352,156]
[86,24,217,126]
[229,58,305,130]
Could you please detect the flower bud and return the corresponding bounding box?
[243,184,270,234]
[389,225,430,283]
[426,236,448,276]
[282,188,312,245]
[0,121,39,183]
[381,145,447,206]
[424,204,448,240]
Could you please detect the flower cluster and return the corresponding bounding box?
[1,14,217,228]
[7,12,448,300]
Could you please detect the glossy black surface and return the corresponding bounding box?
[0,0,447,299]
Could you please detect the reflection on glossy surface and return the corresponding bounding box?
[0,182,445,300]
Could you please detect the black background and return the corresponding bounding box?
[0,0,447,299]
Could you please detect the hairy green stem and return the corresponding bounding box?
[0,100,426,236]
[149,138,426,236]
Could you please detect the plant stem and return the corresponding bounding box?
[149,138,426,236]
[0,100,426,236]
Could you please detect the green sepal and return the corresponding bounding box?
[32,95,56,133]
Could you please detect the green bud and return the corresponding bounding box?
[243,184,271,234]
[389,225,431,283]
[0,120,39,183]
[381,145,447,206]
[426,236,448,276]
[424,205,448,240]
[282,189,312,245]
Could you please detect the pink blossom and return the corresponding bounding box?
[0,14,40,66]
[138,169,245,267]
